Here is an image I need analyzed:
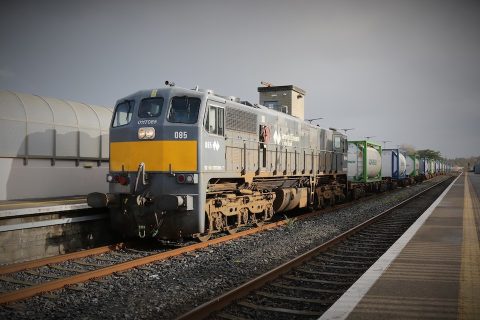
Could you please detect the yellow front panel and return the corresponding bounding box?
[110,141,197,172]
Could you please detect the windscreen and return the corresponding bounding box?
[138,97,164,118]
[167,97,201,124]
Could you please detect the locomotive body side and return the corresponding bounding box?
[88,85,348,240]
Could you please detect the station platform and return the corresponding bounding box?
[321,172,480,320]
[0,196,88,218]
[0,195,109,265]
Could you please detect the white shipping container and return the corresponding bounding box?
[381,149,407,179]
[348,143,382,181]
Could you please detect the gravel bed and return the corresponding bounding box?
[0,280,26,293]
[0,176,451,319]
[52,261,97,272]
[78,256,117,266]
[35,266,80,278]
[4,271,49,285]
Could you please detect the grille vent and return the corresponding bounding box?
[226,108,257,133]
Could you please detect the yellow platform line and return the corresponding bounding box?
[459,173,480,319]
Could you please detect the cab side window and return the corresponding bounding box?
[334,135,341,149]
[112,100,134,127]
[205,105,224,136]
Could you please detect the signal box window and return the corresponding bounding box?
[167,96,201,124]
[139,97,164,118]
[264,101,279,109]
[112,100,134,127]
[205,105,224,136]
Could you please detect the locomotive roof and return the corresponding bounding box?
[118,85,342,136]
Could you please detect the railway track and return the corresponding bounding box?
[0,177,451,308]
[0,195,367,306]
[176,177,454,320]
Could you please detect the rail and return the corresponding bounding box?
[175,177,453,320]
[0,197,366,305]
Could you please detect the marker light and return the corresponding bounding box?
[118,175,129,185]
[176,174,185,184]
[185,174,194,183]
[138,127,155,140]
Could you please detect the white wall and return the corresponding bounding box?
[0,158,108,200]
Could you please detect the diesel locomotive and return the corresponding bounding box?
[88,82,348,240]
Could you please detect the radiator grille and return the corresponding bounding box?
[226,108,257,133]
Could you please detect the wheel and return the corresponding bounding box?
[227,227,238,235]
[254,220,264,227]
[196,234,211,242]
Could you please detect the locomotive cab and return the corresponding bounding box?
[88,87,207,239]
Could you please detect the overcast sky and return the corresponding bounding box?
[1,0,479,158]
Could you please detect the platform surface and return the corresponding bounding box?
[0,196,88,217]
[321,172,480,320]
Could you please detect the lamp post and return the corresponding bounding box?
[340,128,354,135]
[306,117,324,124]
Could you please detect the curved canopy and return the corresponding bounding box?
[0,90,112,160]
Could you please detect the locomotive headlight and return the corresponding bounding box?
[138,127,155,140]
[138,128,146,139]
[145,127,155,139]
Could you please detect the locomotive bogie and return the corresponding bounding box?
[204,191,276,234]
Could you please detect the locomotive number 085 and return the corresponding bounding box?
[174,131,188,139]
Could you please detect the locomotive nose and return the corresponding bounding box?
[109,140,198,173]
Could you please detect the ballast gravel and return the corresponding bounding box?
[0,176,450,320]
